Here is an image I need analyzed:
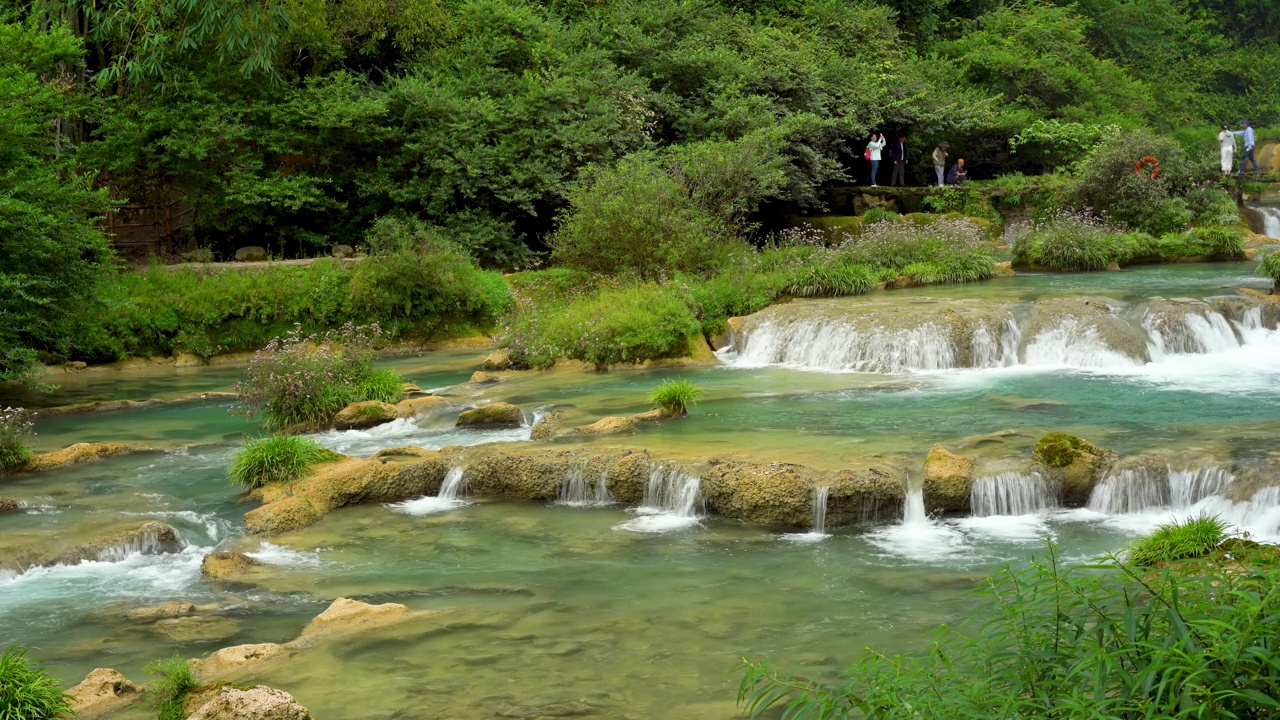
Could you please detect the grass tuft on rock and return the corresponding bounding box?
[1127,514,1231,567]
[647,379,703,416]
[145,654,198,720]
[0,646,72,720]
[227,435,339,489]
[1033,432,1089,467]
[1260,251,1280,292]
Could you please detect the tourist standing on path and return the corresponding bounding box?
[932,142,949,186]
[889,136,907,187]
[1218,125,1235,174]
[946,158,967,185]
[866,133,886,186]
[1235,120,1260,173]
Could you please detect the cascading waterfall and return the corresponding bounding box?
[731,320,957,373]
[1145,310,1240,355]
[390,466,470,515]
[1257,205,1280,239]
[902,487,928,525]
[970,472,1056,516]
[1022,318,1141,368]
[556,467,614,507]
[972,319,1021,368]
[812,486,830,535]
[95,526,189,562]
[1088,466,1233,514]
[615,466,703,532]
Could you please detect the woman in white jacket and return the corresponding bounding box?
[1218,125,1235,174]
[867,134,886,186]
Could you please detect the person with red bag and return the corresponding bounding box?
[865,133,886,186]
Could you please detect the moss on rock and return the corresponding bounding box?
[922,444,976,513]
[456,402,524,428]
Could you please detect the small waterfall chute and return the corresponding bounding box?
[1022,318,1143,369]
[556,467,614,507]
[389,466,470,516]
[781,485,831,543]
[615,466,704,532]
[1144,309,1240,356]
[730,319,958,373]
[1088,466,1233,515]
[970,472,1056,516]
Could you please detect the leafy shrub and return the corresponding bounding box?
[1260,252,1280,291]
[0,406,34,471]
[1179,226,1245,259]
[685,269,787,336]
[1184,185,1240,227]
[739,539,1280,719]
[1072,131,1199,235]
[784,260,878,297]
[647,379,703,415]
[1127,514,1230,567]
[862,207,898,224]
[842,218,998,280]
[1014,210,1123,271]
[145,654,198,720]
[227,435,339,489]
[0,646,71,720]
[349,217,513,336]
[233,324,407,431]
[1032,432,1089,467]
[503,283,701,370]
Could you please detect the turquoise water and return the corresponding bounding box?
[2,264,1279,719]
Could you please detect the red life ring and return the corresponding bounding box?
[1134,156,1160,180]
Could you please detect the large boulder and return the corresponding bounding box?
[482,348,524,371]
[529,411,565,441]
[456,402,524,428]
[828,468,906,523]
[243,453,448,536]
[1033,433,1115,506]
[201,551,266,582]
[701,461,823,527]
[198,643,290,679]
[604,452,655,504]
[186,685,313,720]
[922,444,976,513]
[67,668,142,718]
[233,246,270,262]
[470,370,504,384]
[332,400,400,430]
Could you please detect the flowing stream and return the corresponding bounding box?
[3,264,1280,719]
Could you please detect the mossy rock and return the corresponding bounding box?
[455,402,525,428]
[1033,432,1091,467]
[791,214,865,239]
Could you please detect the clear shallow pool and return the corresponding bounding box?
[2,265,1280,719]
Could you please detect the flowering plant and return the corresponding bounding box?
[0,406,34,470]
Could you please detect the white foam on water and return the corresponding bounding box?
[123,510,235,544]
[971,472,1056,517]
[389,466,470,516]
[313,417,532,457]
[726,320,957,373]
[0,544,210,610]
[864,487,973,562]
[555,467,614,507]
[615,467,703,533]
[953,513,1055,543]
[246,542,324,568]
[1022,318,1142,369]
[779,531,829,544]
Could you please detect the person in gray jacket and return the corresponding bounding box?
[932,142,949,186]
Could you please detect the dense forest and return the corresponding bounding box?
[3,0,1279,381]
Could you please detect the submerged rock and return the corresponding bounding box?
[470,370,505,384]
[456,402,525,428]
[198,643,291,678]
[126,600,200,621]
[13,442,152,474]
[67,668,142,718]
[3,521,187,573]
[152,615,240,643]
[570,416,636,435]
[922,444,976,513]
[0,496,19,511]
[187,685,313,720]
[1033,433,1115,506]
[294,597,414,645]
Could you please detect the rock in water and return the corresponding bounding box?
[456,402,524,428]
[332,400,400,430]
[0,496,20,511]
[201,551,266,582]
[186,685,313,720]
[233,246,270,262]
[571,416,636,435]
[922,444,976,513]
[1033,432,1115,506]
[67,668,142,717]
[198,643,291,678]
[294,597,412,644]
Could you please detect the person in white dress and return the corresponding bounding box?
[1218,125,1235,174]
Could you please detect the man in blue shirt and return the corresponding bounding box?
[1234,120,1260,173]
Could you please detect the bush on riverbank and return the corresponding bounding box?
[739,522,1280,719]
[228,435,340,489]
[145,654,197,720]
[1127,514,1229,567]
[1015,211,1246,271]
[0,646,71,720]
[1260,252,1280,292]
[0,407,34,471]
[234,324,406,431]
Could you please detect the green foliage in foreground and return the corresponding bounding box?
[738,532,1280,719]
[145,654,198,720]
[0,646,72,720]
[0,407,35,472]
[1260,252,1280,290]
[647,380,703,416]
[1015,210,1245,271]
[228,435,340,489]
[1127,514,1231,567]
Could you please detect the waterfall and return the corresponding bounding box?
[972,319,1021,368]
[970,472,1056,516]
[95,524,188,562]
[903,487,928,525]
[1258,205,1280,238]
[1145,310,1240,355]
[812,486,830,535]
[1023,318,1141,368]
[1088,466,1233,514]
[731,320,957,373]
[556,467,614,507]
[389,466,470,515]
[615,466,703,532]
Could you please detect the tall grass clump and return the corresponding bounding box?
[0,406,34,471]
[0,646,72,720]
[647,379,703,416]
[739,535,1280,719]
[145,654,198,720]
[1261,251,1280,292]
[1014,210,1123,270]
[227,435,339,489]
[862,206,898,224]
[233,323,406,431]
[1126,514,1230,566]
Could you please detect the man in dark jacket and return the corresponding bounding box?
[889,136,907,187]
[946,158,967,185]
